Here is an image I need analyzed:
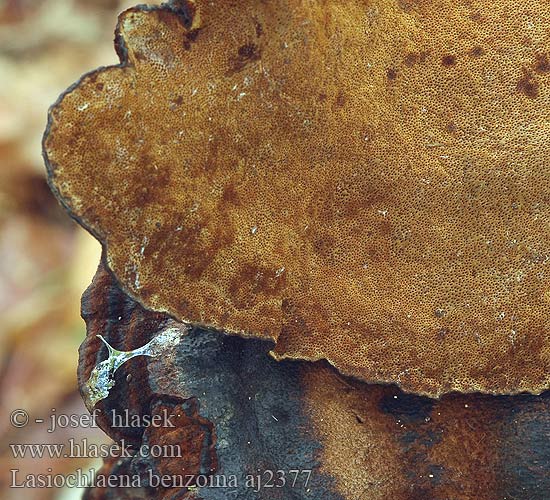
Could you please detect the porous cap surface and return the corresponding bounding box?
[45,0,550,396]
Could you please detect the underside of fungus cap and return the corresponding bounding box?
[44,0,550,397]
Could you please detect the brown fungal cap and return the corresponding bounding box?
[79,260,550,499]
[45,0,550,397]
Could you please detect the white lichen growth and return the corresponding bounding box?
[84,326,184,409]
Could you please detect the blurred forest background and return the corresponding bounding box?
[0,0,159,498]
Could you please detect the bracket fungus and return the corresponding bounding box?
[44,0,550,398]
[79,258,550,499]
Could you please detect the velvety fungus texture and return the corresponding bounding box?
[45,0,550,396]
